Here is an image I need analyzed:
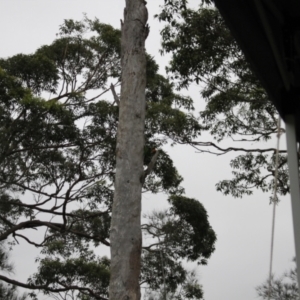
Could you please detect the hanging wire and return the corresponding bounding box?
[267,117,282,300]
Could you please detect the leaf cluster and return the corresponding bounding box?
[158,4,289,198]
[256,259,299,300]
[141,196,216,298]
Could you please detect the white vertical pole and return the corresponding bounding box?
[285,114,300,292]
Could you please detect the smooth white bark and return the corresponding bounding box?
[109,1,148,299]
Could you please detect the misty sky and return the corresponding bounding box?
[0,1,296,299]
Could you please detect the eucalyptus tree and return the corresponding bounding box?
[109,0,149,298]
[158,1,289,199]
[0,16,216,299]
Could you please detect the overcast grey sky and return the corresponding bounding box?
[0,1,296,299]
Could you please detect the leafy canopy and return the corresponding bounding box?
[157,2,287,199]
[0,16,216,300]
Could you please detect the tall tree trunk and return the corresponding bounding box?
[109,1,148,299]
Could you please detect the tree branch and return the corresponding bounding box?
[189,141,287,156]
[110,83,120,106]
[0,219,110,246]
[0,274,107,300]
[141,150,159,184]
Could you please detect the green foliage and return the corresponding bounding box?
[216,153,289,198]
[158,3,288,198]
[155,0,212,24]
[141,196,216,298]
[0,53,59,94]
[30,256,110,298]
[0,242,13,273]
[0,17,215,299]
[0,283,27,300]
[168,196,216,263]
[0,243,27,300]
[256,259,298,300]
[143,270,203,300]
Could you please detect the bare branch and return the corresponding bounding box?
[0,219,110,246]
[110,83,120,106]
[189,141,287,156]
[14,233,44,247]
[141,150,159,184]
[0,274,107,300]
